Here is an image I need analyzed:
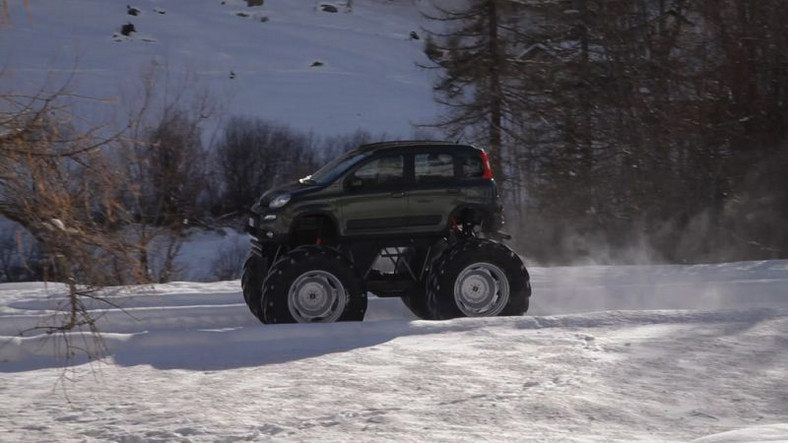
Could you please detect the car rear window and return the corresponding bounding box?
[459,153,483,178]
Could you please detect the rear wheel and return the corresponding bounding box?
[400,291,434,320]
[261,246,367,324]
[396,241,448,320]
[427,239,530,319]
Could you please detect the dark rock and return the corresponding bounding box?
[409,31,420,40]
[127,5,141,16]
[121,22,136,36]
[310,61,325,67]
[320,4,338,13]
[246,0,263,6]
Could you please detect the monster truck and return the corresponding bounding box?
[242,141,531,324]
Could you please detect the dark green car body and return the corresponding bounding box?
[246,141,504,248]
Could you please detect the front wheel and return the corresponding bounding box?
[241,252,269,322]
[427,239,531,319]
[261,246,367,324]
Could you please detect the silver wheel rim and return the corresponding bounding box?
[288,270,347,323]
[453,262,509,317]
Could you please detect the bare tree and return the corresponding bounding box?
[114,64,216,283]
[0,63,217,363]
[0,83,148,368]
[213,117,318,216]
[0,218,43,282]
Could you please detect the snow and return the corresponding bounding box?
[0,0,438,138]
[2,260,788,442]
[174,228,249,281]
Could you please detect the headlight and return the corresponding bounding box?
[269,194,291,209]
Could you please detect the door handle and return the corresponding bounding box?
[391,192,406,198]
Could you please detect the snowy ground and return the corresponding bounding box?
[2,260,787,442]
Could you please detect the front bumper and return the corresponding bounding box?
[245,211,289,244]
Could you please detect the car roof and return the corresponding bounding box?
[355,140,480,154]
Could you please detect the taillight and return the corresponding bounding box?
[480,150,494,179]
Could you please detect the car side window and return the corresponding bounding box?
[351,155,405,188]
[415,153,454,183]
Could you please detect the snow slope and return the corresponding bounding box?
[1,261,787,442]
[0,0,437,137]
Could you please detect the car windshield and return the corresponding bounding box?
[301,151,371,185]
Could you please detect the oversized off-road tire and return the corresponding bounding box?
[396,242,447,320]
[427,239,531,319]
[400,294,434,320]
[261,246,367,324]
[241,252,269,322]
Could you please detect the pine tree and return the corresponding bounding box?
[420,0,522,183]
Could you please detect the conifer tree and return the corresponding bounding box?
[421,0,521,183]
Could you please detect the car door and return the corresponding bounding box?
[338,153,409,235]
[406,151,464,233]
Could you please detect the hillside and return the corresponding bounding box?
[0,0,437,137]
